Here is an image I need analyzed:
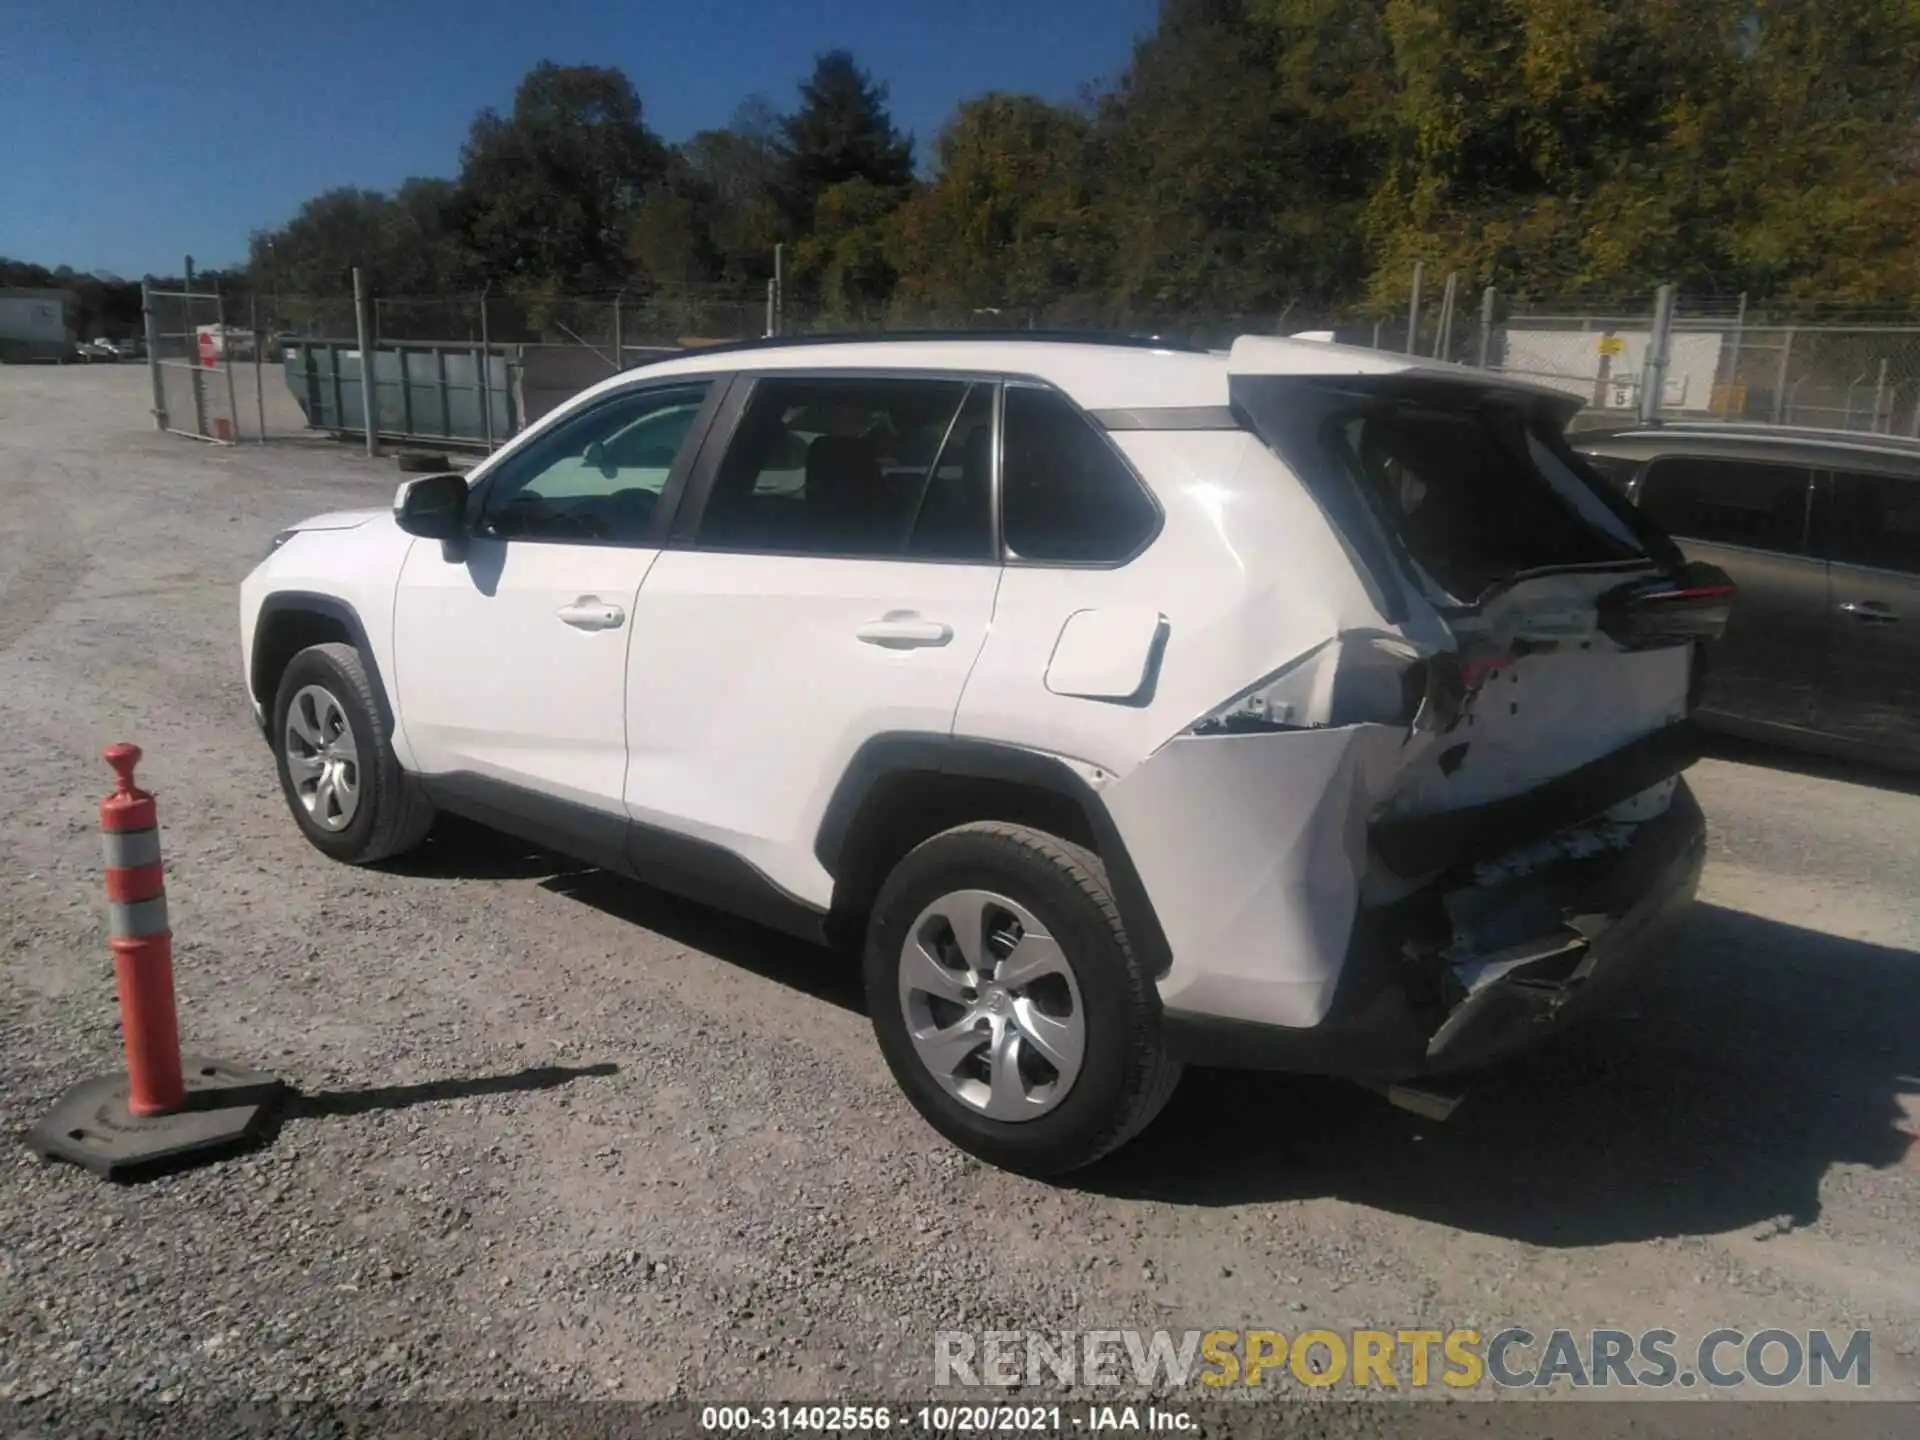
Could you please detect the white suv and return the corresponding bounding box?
[240,333,1729,1175]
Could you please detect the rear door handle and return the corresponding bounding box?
[1838,601,1901,623]
[855,616,953,649]
[557,597,625,631]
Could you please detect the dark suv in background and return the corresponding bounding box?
[1577,423,1920,767]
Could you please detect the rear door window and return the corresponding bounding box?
[1824,470,1920,574]
[1637,457,1811,554]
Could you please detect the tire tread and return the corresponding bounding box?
[868,819,1181,1174]
[282,642,434,864]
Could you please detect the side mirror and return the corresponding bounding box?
[393,472,469,541]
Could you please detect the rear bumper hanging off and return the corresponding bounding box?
[1161,779,1707,1080]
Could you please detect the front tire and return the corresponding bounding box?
[865,822,1181,1177]
[271,642,435,864]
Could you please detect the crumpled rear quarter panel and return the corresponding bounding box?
[1104,724,1413,1029]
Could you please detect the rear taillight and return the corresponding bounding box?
[1189,634,1437,735]
[1596,562,1735,650]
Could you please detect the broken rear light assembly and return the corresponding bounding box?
[1595,561,1735,651]
[1189,633,1442,735]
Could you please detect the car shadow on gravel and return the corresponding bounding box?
[541,869,866,1014]
[1077,902,1919,1246]
[379,815,577,881]
[384,815,866,1013]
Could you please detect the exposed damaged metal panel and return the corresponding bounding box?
[1105,724,1410,1030]
[1416,786,1707,1073]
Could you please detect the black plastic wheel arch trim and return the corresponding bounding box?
[814,733,1175,981]
[251,593,396,733]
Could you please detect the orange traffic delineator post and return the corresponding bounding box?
[27,743,283,1180]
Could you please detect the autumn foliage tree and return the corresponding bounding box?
[230,2,1920,327]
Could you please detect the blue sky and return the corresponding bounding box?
[4,0,1162,278]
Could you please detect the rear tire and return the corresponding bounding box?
[271,642,435,865]
[865,821,1181,1177]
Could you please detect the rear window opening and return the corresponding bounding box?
[1326,402,1645,603]
[1229,374,1663,612]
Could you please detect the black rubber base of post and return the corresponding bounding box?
[25,1056,284,1181]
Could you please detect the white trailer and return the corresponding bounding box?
[0,292,76,360]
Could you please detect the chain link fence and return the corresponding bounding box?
[1703,323,1920,434]
[136,260,1920,453]
[1360,271,1920,436]
[144,286,240,443]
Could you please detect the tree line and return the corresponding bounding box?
[15,0,1920,341]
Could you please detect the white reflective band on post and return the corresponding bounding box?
[103,827,164,870]
[108,896,171,939]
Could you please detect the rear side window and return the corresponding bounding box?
[1826,470,1920,574]
[1637,457,1810,554]
[695,376,991,560]
[1327,404,1642,601]
[1001,385,1160,564]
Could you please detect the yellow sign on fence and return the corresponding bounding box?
[1597,334,1627,357]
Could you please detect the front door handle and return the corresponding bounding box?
[855,616,953,649]
[557,597,625,631]
[1838,600,1901,623]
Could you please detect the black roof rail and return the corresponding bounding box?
[649,328,1213,360]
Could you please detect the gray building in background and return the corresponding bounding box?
[0,288,77,362]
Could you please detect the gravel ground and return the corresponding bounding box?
[2,365,1917,1434]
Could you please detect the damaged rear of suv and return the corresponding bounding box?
[240,331,1726,1177]
[1098,338,1728,1092]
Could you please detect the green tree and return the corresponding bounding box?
[680,98,785,283]
[777,50,915,240]
[887,94,1099,320]
[1711,0,1920,304]
[795,177,903,320]
[249,188,399,297]
[452,61,669,292]
[1340,0,1920,307]
[625,174,710,287]
[1096,0,1376,323]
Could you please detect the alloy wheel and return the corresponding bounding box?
[897,888,1086,1121]
[283,683,361,832]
